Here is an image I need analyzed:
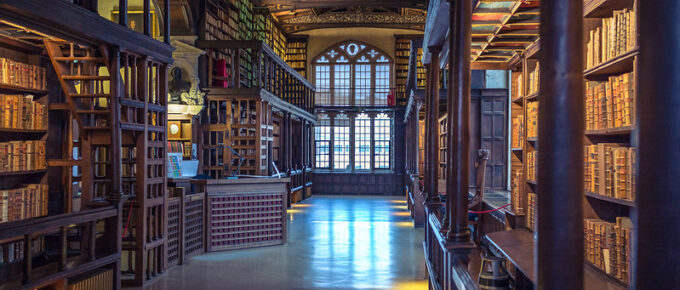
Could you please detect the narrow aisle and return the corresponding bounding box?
[140,196,427,290]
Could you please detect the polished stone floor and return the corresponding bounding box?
[137,195,427,290]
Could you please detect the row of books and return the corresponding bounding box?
[0,58,47,90]
[287,42,307,49]
[527,101,538,138]
[511,114,525,148]
[528,63,540,95]
[584,217,633,284]
[0,184,48,224]
[286,54,306,61]
[0,140,46,173]
[511,169,523,212]
[1,94,48,130]
[0,237,45,264]
[286,48,306,55]
[168,141,192,159]
[585,72,635,131]
[513,73,523,99]
[586,8,637,70]
[67,268,114,290]
[527,151,537,182]
[584,144,636,201]
[526,192,536,230]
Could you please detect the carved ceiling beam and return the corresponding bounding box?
[256,0,427,12]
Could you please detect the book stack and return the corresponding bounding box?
[527,193,536,230]
[0,58,47,90]
[527,151,537,182]
[67,268,113,290]
[0,237,45,263]
[512,115,524,148]
[584,144,635,201]
[511,169,523,212]
[0,184,48,223]
[584,217,633,284]
[0,140,47,173]
[528,63,540,95]
[527,101,538,138]
[585,72,635,131]
[513,73,523,99]
[586,8,637,69]
[0,95,48,130]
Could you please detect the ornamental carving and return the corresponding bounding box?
[283,11,426,25]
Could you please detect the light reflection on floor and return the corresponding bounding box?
[137,195,427,290]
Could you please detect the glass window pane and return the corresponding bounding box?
[354,64,371,106]
[354,113,371,170]
[333,114,350,170]
[314,114,331,168]
[374,64,390,106]
[374,113,391,169]
[333,64,351,106]
[315,65,330,105]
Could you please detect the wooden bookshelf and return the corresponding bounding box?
[438,114,447,179]
[504,0,638,287]
[254,8,288,61]
[287,36,308,79]
[395,36,414,105]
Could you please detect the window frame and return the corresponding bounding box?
[312,41,393,107]
[313,110,394,173]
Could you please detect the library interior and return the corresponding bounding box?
[0,0,677,289]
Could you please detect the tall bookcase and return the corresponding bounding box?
[395,35,425,106]
[508,0,638,287]
[287,36,308,79]
[254,8,288,61]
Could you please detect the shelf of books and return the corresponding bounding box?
[395,36,412,105]
[438,114,447,179]
[254,8,288,61]
[287,36,308,79]
[505,0,637,287]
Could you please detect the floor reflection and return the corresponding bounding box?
[137,195,427,290]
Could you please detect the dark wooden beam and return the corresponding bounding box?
[143,0,150,36]
[164,0,170,44]
[119,0,127,27]
[445,0,472,242]
[536,0,583,289]
[425,47,440,204]
[635,0,680,288]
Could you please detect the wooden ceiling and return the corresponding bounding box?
[471,0,540,64]
[255,0,428,33]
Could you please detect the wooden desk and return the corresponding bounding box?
[191,178,290,252]
[485,229,627,290]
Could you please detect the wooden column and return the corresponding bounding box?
[164,0,170,44]
[118,0,127,27]
[445,0,472,242]
[425,48,440,203]
[636,1,680,288]
[143,0,150,36]
[537,0,583,289]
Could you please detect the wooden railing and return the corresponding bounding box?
[424,205,479,290]
[197,40,315,114]
[0,206,121,290]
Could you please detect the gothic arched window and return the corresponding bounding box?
[313,41,392,107]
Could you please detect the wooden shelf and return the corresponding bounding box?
[584,0,634,18]
[526,137,538,143]
[0,169,47,177]
[585,191,635,207]
[486,229,628,289]
[511,147,523,152]
[512,96,524,104]
[0,83,49,95]
[584,48,637,78]
[0,128,47,134]
[527,180,537,185]
[585,126,635,136]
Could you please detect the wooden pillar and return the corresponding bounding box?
[635,1,680,288]
[537,0,583,289]
[118,0,127,27]
[425,48,441,203]
[143,0,150,36]
[110,49,122,198]
[445,0,472,242]
[164,0,170,44]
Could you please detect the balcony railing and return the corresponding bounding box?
[197,40,316,114]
